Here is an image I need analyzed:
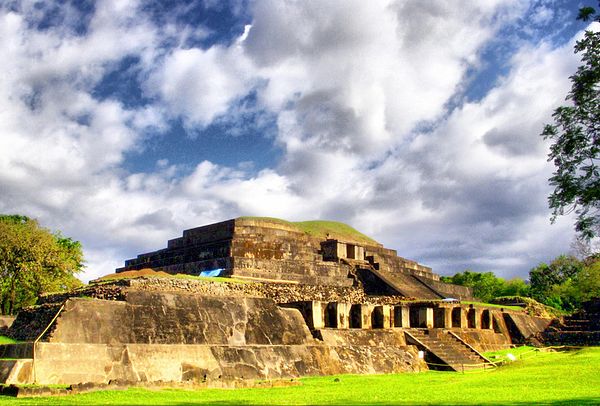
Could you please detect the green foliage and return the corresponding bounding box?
[441,270,528,303]
[0,336,18,344]
[573,260,600,302]
[541,6,600,240]
[292,220,377,245]
[529,255,584,311]
[4,347,600,405]
[501,277,530,297]
[460,301,523,311]
[0,215,84,315]
[529,254,600,311]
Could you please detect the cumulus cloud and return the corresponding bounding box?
[147,44,256,128]
[0,0,587,282]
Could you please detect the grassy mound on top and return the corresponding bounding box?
[94,269,248,284]
[238,217,378,245]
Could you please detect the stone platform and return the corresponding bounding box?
[2,288,427,385]
[1,279,550,385]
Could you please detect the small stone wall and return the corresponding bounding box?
[38,278,410,306]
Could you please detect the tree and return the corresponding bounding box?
[574,258,600,302]
[541,5,600,240]
[570,234,600,260]
[0,215,83,315]
[441,270,512,303]
[529,255,584,311]
[499,278,530,297]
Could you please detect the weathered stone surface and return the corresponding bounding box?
[2,290,429,385]
[533,299,600,346]
[317,329,407,347]
[46,293,314,346]
[0,360,32,384]
[503,313,551,343]
[0,343,33,359]
[38,277,413,307]
[116,217,471,299]
[0,316,15,329]
[453,330,512,352]
[2,342,424,385]
[8,303,63,342]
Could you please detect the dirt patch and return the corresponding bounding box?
[97,268,172,281]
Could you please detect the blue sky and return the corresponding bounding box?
[0,0,597,281]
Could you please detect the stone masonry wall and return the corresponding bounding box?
[3,290,426,385]
[46,293,313,345]
[15,341,424,385]
[38,278,411,306]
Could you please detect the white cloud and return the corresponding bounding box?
[0,0,589,283]
[148,44,256,127]
[245,0,527,158]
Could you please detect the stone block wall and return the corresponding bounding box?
[5,341,424,385]
[46,293,313,346]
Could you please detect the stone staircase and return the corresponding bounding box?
[537,303,600,346]
[365,256,442,300]
[0,343,33,384]
[405,329,493,371]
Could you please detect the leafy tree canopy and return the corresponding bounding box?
[441,270,529,303]
[541,4,600,240]
[0,215,84,315]
[528,254,600,311]
[444,253,600,312]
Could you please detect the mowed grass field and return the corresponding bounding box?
[1,347,599,405]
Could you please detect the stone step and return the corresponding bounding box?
[0,359,33,384]
[405,329,491,372]
[0,343,33,359]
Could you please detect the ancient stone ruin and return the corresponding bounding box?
[1,218,552,386]
[118,218,472,299]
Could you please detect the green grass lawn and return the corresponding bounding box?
[2,347,600,405]
[461,301,524,311]
[0,336,17,344]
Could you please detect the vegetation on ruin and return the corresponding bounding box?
[0,336,18,344]
[459,301,524,312]
[238,217,379,245]
[3,346,600,405]
[95,269,249,284]
[527,254,598,311]
[0,215,84,315]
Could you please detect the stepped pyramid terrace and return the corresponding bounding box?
[1,218,552,386]
[117,217,472,299]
